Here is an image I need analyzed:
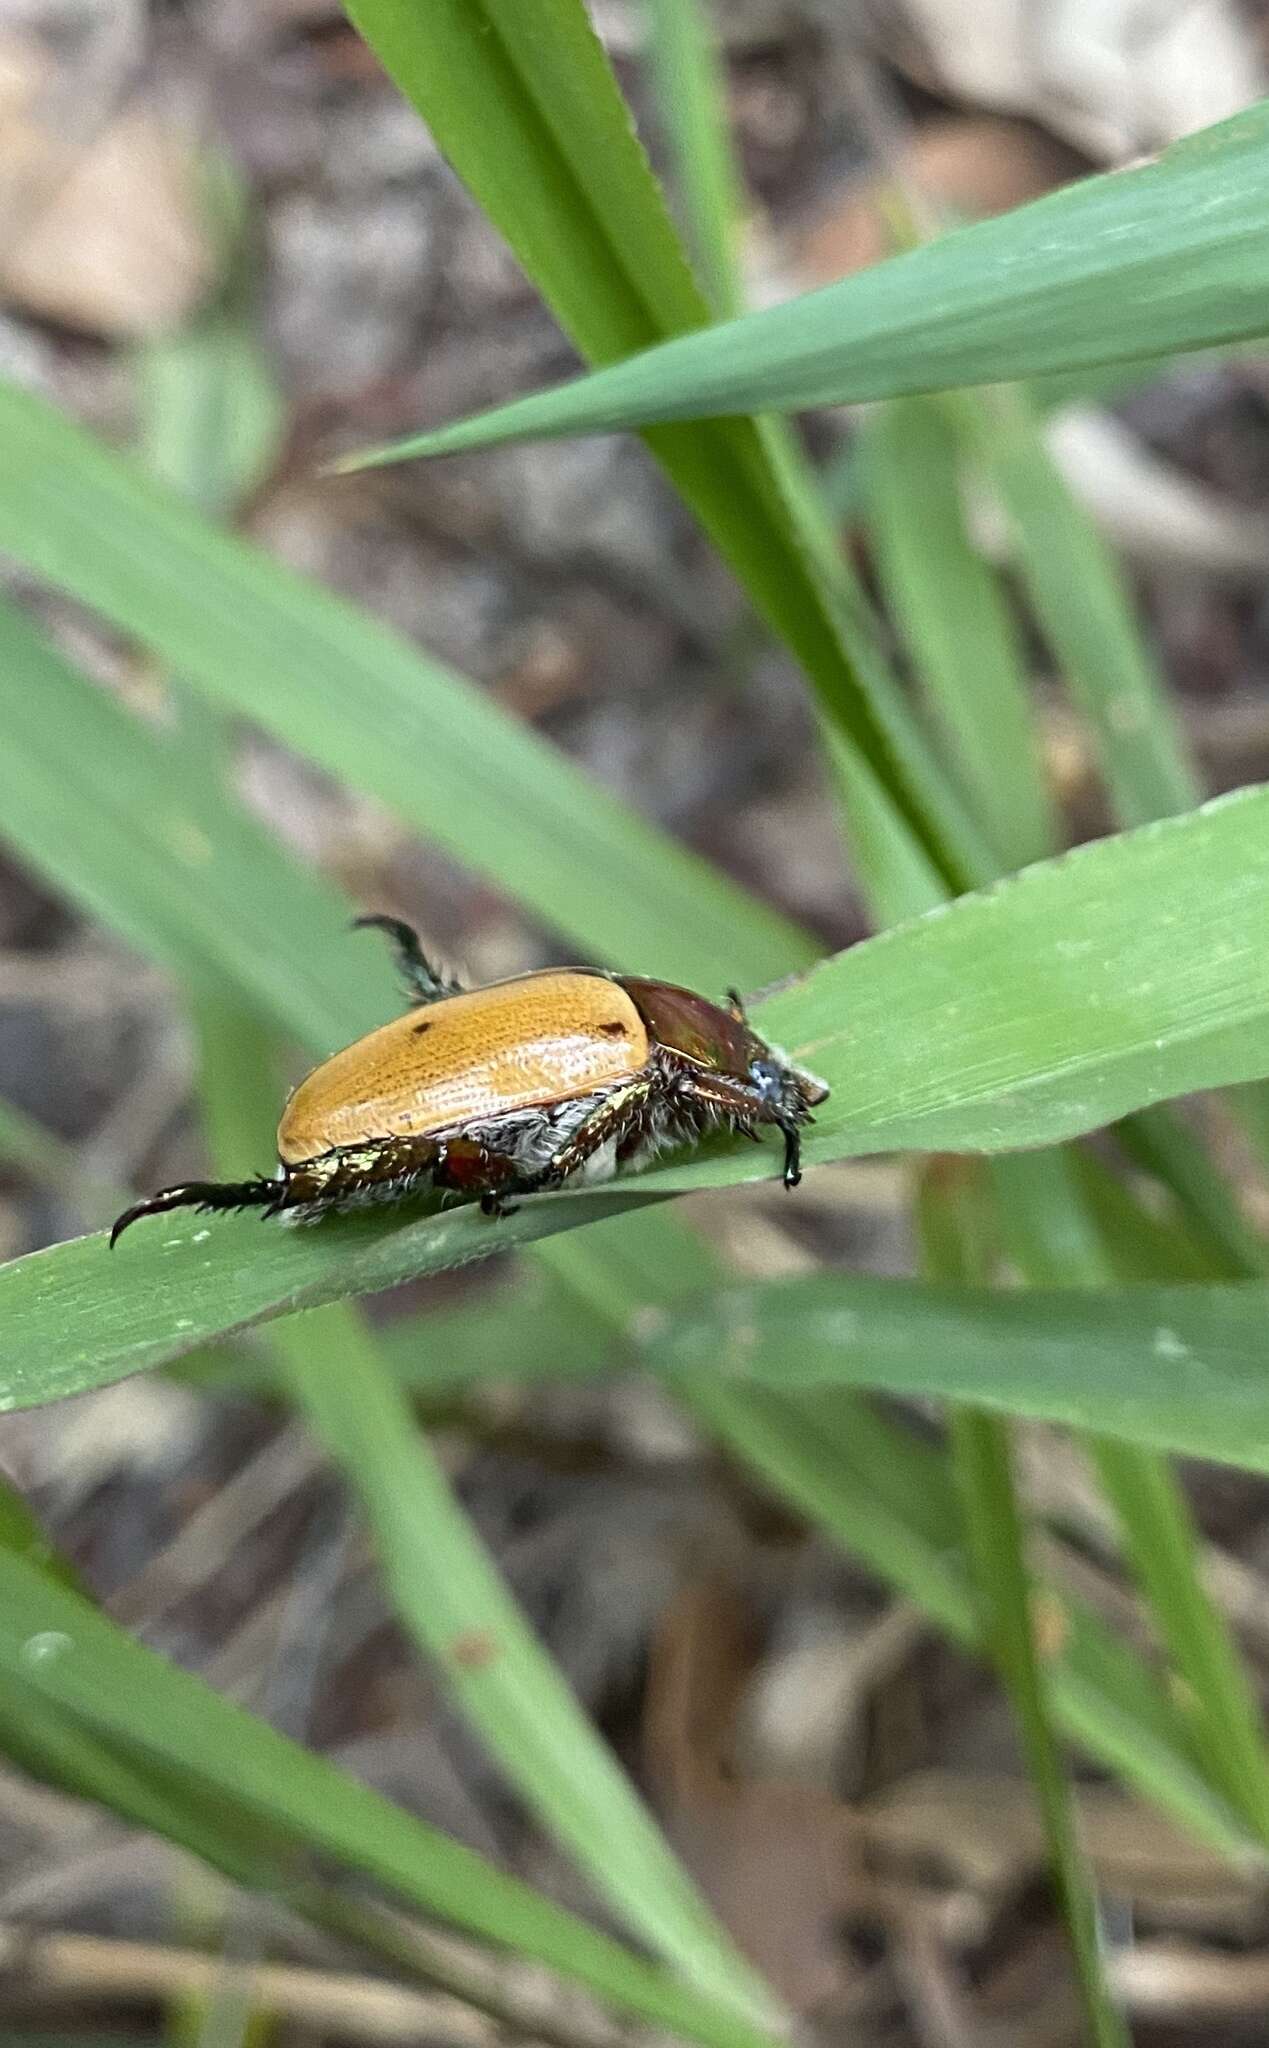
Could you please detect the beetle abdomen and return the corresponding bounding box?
[277,971,649,1164]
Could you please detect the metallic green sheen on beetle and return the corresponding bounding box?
[110,917,829,1244]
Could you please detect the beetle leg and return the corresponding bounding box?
[725,988,748,1024]
[352,914,465,1006]
[778,1117,802,1189]
[110,1173,282,1247]
[542,1077,659,1186]
[482,1077,659,1205]
[661,1056,810,1189]
[257,1136,450,1223]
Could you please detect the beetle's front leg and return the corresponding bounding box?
[667,1064,805,1188]
[776,1117,802,1189]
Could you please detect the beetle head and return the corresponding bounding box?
[746,1042,829,1122]
[618,977,828,1117]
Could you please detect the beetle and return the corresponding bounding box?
[109,916,829,1245]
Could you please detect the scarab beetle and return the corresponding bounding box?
[110,916,829,1245]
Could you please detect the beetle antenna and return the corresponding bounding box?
[109,1176,280,1248]
[352,914,464,1005]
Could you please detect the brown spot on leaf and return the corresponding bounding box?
[448,1629,498,1672]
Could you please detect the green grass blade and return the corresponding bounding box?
[739,787,1269,1162]
[335,103,1269,460]
[335,0,990,894]
[822,724,949,923]
[852,256,1262,1879]
[133,146,281,522]
[0,1637,599,2036]
[0,386,808,990]
[947,1405,1130,2046]
[644,1272,1269,1471]
[7,784,1269,1396]
[0,595,399,1052]
[927,1163,1168,2042]
[991,1150,1269,1849]
[688,1377,974,1636]
[1071,1151,1237,1283]
[949,372,1269,1305]
[1090,1436,1269,1843]
[285,1315,778,2021]
[342,0,708,345]
[0,1475,84,1594]
[974,386,1197,826]
[0,1192,671,1409]
[941,356,1269,1828]
[540,1207,1257,1860]
[0,1685,299,1895]
[1114,1105,1267,1278]
[645,0,744,318]
[134,307,281,524]
[636,0,983,917]
[183,1269,612,1402]
[0,1550,781,2048]
[864,397,1056,870]
[0,1098,123,1225]
[0,1671,697,2042]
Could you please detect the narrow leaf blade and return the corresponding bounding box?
[334,106,1269,459]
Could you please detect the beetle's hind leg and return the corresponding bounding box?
[110,1174,282,1247]
[353,914,464,1006]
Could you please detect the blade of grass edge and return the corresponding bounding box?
[0,1551,781,2048]
[645,0,743,319]
[861,359,1269,1865]
[333,103,1269,456]
[542,1207,1255,1859]
[921,1163,1130,2048]
[966,385,1196,828]
[0,386,810,994]
[947,1406,1129,2043]
[336,0,993,892]
[864,397,1055,871]
[289,1320,779,2022]
[992,1149,1269,1851]
[0,1639,717,2048]
[637,0,994,908]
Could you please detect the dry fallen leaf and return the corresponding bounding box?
[860,1768,1263,1930]
[641,1570,867,2011]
